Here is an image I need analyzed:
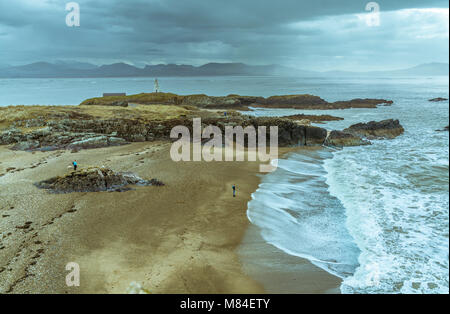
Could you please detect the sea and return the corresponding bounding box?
[0,75,448,294]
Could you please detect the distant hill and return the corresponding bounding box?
[0,62,304,78]
[0,61,447,78]
[386,63,449,76]
[325,63,449,77]
[0,62,89,78]
[53,60,98,70]
[90,63,143,77]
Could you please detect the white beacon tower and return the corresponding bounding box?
[154,78,160,94]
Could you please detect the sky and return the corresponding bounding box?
[0,0,448,71]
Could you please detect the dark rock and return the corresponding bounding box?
[35,167,164,194]
[110,101,129,107]
[0,128,26,145]
[11,140,40,151]
[181,94,243,109]
[344,119,404,140]
[80,93,394,110]
[254,96,393,110]
[305,126,328,146]
[325,130,371,147]
[429,97,448,102]
[331,99,393,109]
[1,114,329,152]
[436,125,449,132]
[246,116,327,146]
[259,94,328,108]
[282,114,344,123]
[1,125,129,152]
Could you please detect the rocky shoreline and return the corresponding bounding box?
[0,105,331,151]
[0,102,404,153]
[282,114,344,124]
[0,94,406,294]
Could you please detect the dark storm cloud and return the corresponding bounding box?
[0,0,448,70]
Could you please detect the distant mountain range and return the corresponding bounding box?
[0,61,447,78]
[325,63,449,77]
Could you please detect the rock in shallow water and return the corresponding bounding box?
[429,97,448,102]
[35,167,164,194]
[435,125,449,132]
[343,119,405,140]
[325,130,371,147]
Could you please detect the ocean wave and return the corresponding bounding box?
[325,140,449,294]
[247,150,360,279]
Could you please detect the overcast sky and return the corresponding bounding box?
[0,0,448,71]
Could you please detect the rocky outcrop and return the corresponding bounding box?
[259,94,328,108]
[330,99,393,109]
[0,127,129,152]
[429,97,448,102]
[282,114,344,123]
[436,125,449,132]
[35,167,164,194]
[305,126,328,146]
[66,136,127,150]
[325,130,371,147]
[109,101,129,107]
[228,95,266,106]
[179,94,392,110]
[242,117,327,146]
[80,93,393,110]
[1,115,328,151]
[181,94,243,109]
[180,94,270,110]
[343,119,404,140]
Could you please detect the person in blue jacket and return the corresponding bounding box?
[72,160,78,171]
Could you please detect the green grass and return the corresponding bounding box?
[80,92,183,106]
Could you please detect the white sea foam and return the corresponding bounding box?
[247,150,361,278]
[324,130,449,293]
[245,79,449,293]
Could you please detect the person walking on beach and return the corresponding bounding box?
[232,184,236,198]
[72,160,78,171]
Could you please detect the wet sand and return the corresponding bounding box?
[239,224,341,294]
[0,142,340,294]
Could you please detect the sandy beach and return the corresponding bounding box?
[0,141,340,294]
